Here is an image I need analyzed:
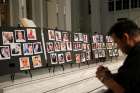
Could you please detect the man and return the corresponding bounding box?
[96,19,140,93]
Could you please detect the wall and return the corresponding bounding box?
[100,0,140,34]
[90,0,101,34]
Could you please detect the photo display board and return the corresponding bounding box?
[105,36,119,57]
[44,29,73,65]
[73,33,91,64]
[92,34,106,59]
[0,27,46,75]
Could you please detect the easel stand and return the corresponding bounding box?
[52,64,65,73]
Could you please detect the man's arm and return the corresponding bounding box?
[96,65,125,93]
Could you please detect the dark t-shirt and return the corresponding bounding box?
[105,44,140,93]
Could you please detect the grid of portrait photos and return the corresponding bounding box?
[92,34,106,59]
[73,33,91,63]
[1,28,44,71]
[105,36,119,57]
[46,30,73,65]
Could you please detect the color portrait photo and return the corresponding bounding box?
[23,43,33,55]
[33,42,42,54]
[15,30,26,42]
[0,46,10,60]
[19,57,30,70]
[65,52,72,62]
[46,42,54,53]
[75,54,81,63]
[48,30,55,40]
[10,43,22,56]
[58,53,65,64]
[32,55,42,68]
[55,31,62,41]
[2,32,14,45]
[50,53,58,64]
[27,28,37,40]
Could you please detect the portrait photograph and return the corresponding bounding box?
[98,49,105,58]
[55,31,62,41]
[112,49,119,56]
[65,52,72,62]
[83,34,88,43]
[78,33,83,41]
[66,42,72,51]
[81,53,86,62]
[46,42,54,53]
[106,36,113,43]
[99,35,103,43]
[62,32,69,41]
[94,50,99,59]
[54,42,61,51]
[77,43,81,50]
[50,53,58,64]
[82,43,87,51]
[74,33,79,41]
[86,51,91,60]
[19,57,30,70]
[58,53,65,64]
[0,46,10,60]
[75,54,81,63]
[92,43,96,50]
[10,43,22,56]
[61,42,66,51]
[106,43,113,49]
[15,30,26,42]
[73,42,78,51]
[48,30,55,40]
[32,55,42,68]
[27,28,37,40]
[92,35,99,43]
[109,49,113,57]
[2,32,14,45]
[23,43,33,55]
[33,42,42,54]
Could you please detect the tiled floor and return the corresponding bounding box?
[0,57,125,93]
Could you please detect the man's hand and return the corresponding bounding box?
[96,65,112,82]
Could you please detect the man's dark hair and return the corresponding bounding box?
[109,19,139,39]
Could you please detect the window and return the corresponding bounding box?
[108,0,114,11]
[131,0,138,8]
[123,0,129,9]
[116,0,122,10]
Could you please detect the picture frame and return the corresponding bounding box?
[48,30,55,40]
[33,42,42,54]
[2,32,14,45]
[23,43,33,55]
[0,46,10,60]
[15,30,26,42]
[65,52,72,62]
[32,55,42,68]
[55,31,62,41]
[10,43,22,56]
[46,42,54,53]
[58,53,65,64]
[27,28,37,40]
[50,53,58,64]
[19,57,30,70]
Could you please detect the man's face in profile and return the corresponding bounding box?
[112,33,132,54]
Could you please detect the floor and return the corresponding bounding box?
[0,57,125,93]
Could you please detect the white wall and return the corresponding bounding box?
[100,1,140,34]
[90,0,101,34]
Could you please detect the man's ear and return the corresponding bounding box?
[123,33,130,43]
